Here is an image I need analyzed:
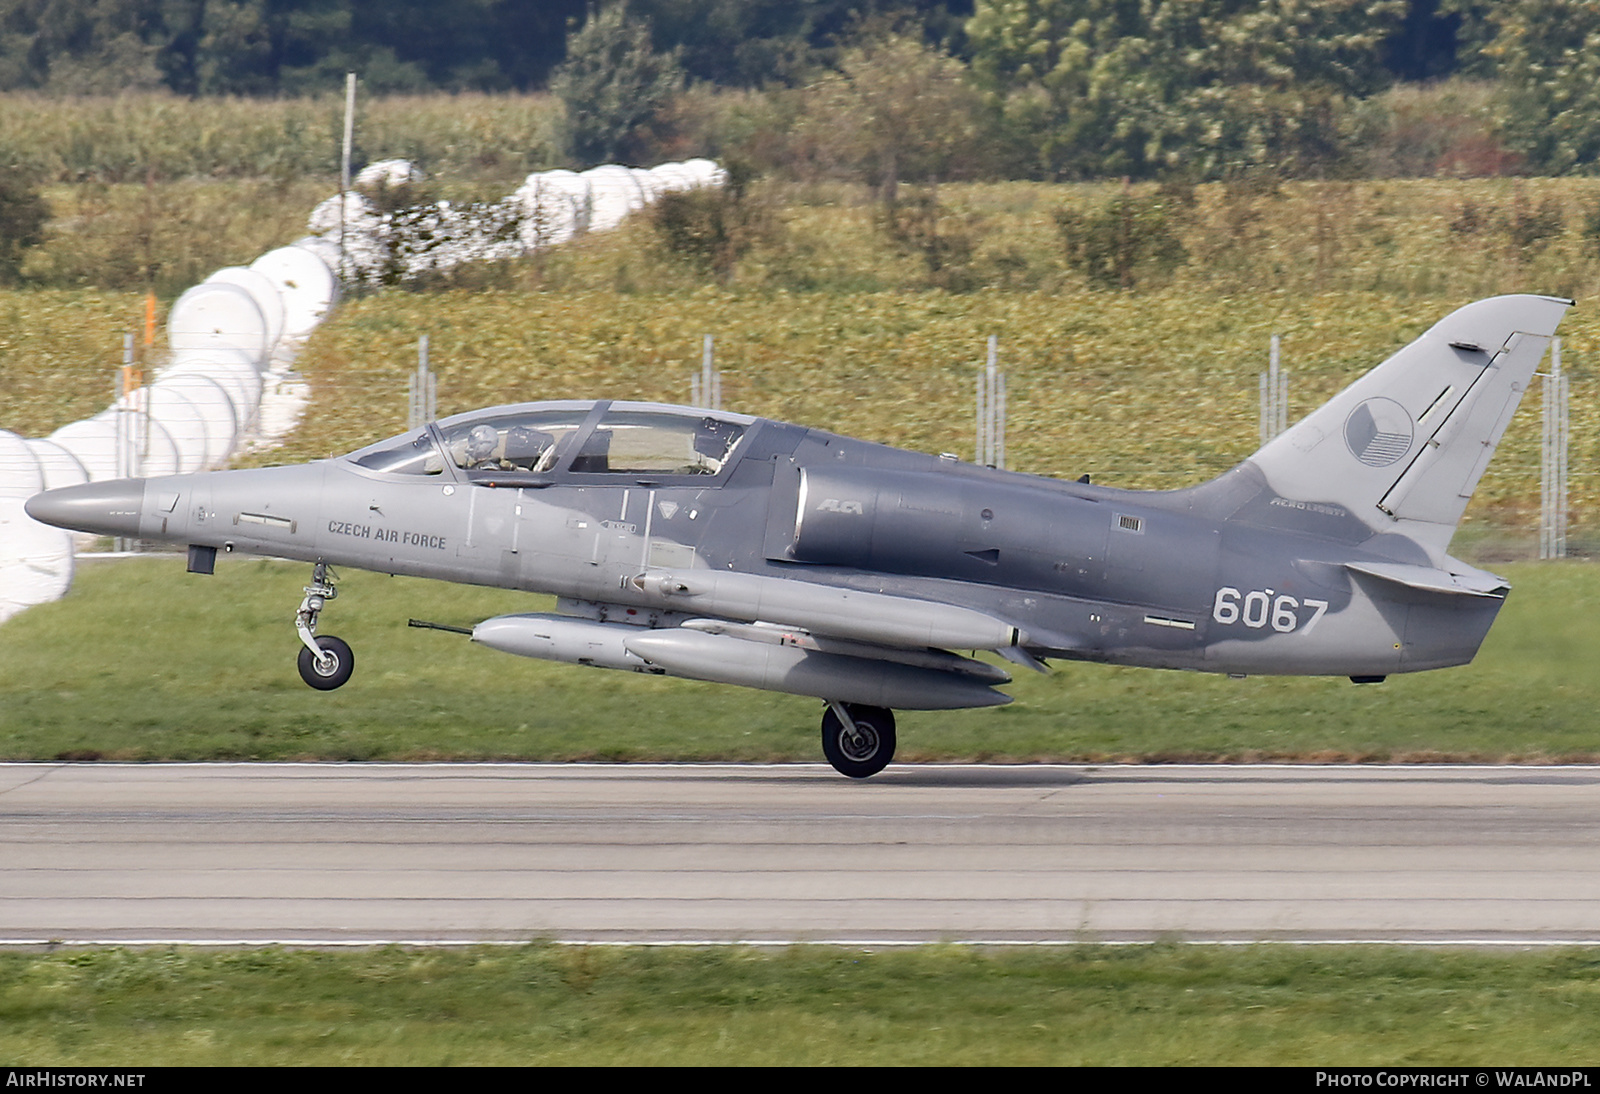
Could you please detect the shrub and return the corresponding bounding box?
[0,164,49,284]
[1056,192,1188,290]
[650,175,771,285]
[550,7,683,166]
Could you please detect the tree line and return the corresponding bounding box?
[0,1,1597,180]
[0,1,1539,96]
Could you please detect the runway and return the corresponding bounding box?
[2,762,1598,945]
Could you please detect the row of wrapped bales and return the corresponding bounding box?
[3,157,721,622]
[308,158,726,281]
[0,245,339,621]
[515,159,724,243]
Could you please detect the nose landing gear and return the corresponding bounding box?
[821,701,896,779]
[294,562,354,690]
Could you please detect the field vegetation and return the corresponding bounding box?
[4,944,1599,1065]
[0,93,566,187]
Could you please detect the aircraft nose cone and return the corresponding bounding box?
[24,479,147,537]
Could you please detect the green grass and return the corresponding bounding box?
[2,944,1598,1065]
[2,556,1596,764]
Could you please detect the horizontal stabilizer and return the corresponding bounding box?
[1344,560,1508,599]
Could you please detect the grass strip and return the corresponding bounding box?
[3,944,1598,1065]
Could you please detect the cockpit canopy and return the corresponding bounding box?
[347,401,754,482]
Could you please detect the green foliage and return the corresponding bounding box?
[0,161,46,283]
[0,92,563,186]
[650,168,772,284]
[20,178,326,294]
[1447,187,1567,257]
[0,289,144,434]
[965,0,1405,179]
[1487,0,1600,175]
[0,0,587,95]
[879,185,982,292]
[625,0,837,87]
[0,0,169,93]
[792,30,984,204]
[3,945,1600,1064]
[1357,78,1513,177]
[1437,1,1502,78]
[1056,189,1188,290]
[551,6,684,167]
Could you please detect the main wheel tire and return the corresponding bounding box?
[821,704,896,779]
[297,635,354,690]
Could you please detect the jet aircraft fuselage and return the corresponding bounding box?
[25,294,1572,776]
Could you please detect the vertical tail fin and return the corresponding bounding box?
[1241,295,1571,561]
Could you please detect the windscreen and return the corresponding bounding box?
[348,430,444,476]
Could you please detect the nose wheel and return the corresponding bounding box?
[821,702,896,779]
[297,635,354,690]
[294,562,354,690]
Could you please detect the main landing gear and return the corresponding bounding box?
[821,702,896,779]
[295,561,354,690]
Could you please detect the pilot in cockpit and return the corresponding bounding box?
[693,418,739,470]
[462,423,557,472]
[463,424,503,469]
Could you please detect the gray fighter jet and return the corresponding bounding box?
[25,294,1571,777]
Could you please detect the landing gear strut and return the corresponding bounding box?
[821,702,896,779]
[294,561,354,690]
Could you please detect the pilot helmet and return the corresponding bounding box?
[466,424,499,461]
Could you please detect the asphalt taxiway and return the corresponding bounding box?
[2,762,1597,945]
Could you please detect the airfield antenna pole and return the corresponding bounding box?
[975,361,985,465]
[1541,346,1550,558]
[1561,343,1570,558]
[997,370,1007,471]
[1540,337,1569,559]
[691,334,720,410]
[113,333,148,552]
[988,335,997,467]
[408,335,435,430]
[976,335,1005,468]
[1260,334,1288,446]
[339,71,356,285]
[705,334,720,411]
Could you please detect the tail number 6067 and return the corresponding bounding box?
[1212,588,1330,634]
